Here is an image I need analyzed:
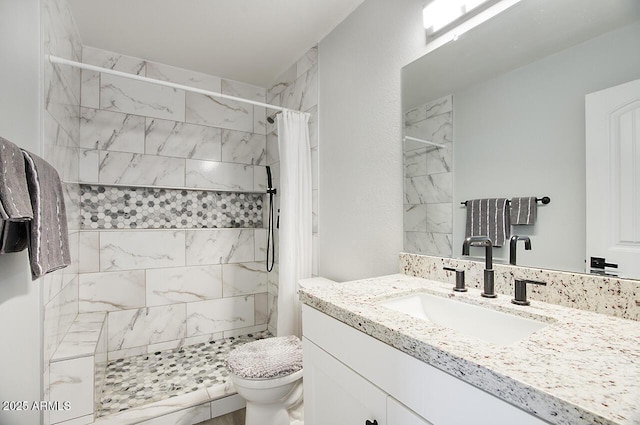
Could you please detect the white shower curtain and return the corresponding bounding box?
[276,110,312,338]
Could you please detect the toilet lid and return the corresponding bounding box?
[226,335,303,380]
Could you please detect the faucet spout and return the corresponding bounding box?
[462,236,496,298]
[509,235,532,265]
[462,236,493,269]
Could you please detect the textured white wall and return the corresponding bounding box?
[318,0,430,281]
[0,0,43,424]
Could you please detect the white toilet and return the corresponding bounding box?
[226,277,335,425]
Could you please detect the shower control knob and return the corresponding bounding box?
[365,420,378,425]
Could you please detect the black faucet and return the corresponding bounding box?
[509,235,531,265]
[462,236,496,298]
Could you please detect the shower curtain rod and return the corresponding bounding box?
[403,135,446,148]
[48,55,308,115]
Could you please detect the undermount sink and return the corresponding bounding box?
[379,293,548,346]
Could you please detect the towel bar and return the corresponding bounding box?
[461,196,550,206]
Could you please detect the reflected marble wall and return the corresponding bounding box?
[403,95,453,257]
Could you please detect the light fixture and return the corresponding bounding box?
[423,0,492,33]
[422,0,522,51]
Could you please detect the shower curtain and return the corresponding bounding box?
[276,110,312,338]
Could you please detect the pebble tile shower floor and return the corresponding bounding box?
[97,331,270,417]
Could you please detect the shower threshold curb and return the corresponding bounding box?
[92,386,244,425]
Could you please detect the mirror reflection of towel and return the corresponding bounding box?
[510,197,537,225]
[465,198,510,247]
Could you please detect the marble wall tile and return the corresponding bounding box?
[145,332,224,354]
[146,61,221,92]
[405,173,452,204]
[267,63,297,101]
[101,74,186,121]
[78,232,100,273]
[83,45,147,75]
[405,112,453,146]
[80,70,100,109]
[404,147,427,177]
[108,304,187,351]
[79,270,146,312]
[266,130,279,165]
[185,159,253,191]
[223,324,267,339]
[43,0,82,96]
[267,293,277,335]
[99,151,185,187]
[49,356,94,424]
[296,46,318,78]
[185,93,253,133]
[222,262,268,296]
[254,229,267,262]
[135,403,211,425]
[281,64,318,113]
[82,46,147,108]
[253,165,267,192]
[146,265,223,306]
[44,60,80,143]
[426,203,453,233]
[404,232,453,257]
[255,293,268,326]
[80,107,145,153]
[404,204,427,232]
[100,230,186,271]
[222,79,265,103]
[221,130,266,165]
[44,278,79,364]
[426,144,452,175]
[79,149,99,183]
[253,106,267,135]
[185,229,254,265]
[44,142,78,183]
[404,106,427,127]
[186,296,255,336]
[145,118,222,161]
[308,105,318,149]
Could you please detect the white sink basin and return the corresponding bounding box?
[379,293,548,346]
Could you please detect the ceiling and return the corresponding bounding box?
[67,0,365,88]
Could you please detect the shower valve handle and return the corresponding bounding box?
[365,420,378,425]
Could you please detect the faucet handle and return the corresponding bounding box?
[443,267,467,292]
[512,279,546,306]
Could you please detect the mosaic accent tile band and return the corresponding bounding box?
[80,185,263,229]
[97,331,270,417]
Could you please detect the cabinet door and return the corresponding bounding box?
[387,397,432,425]
[304,337,387,425]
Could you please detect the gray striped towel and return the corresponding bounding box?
[510,197,537,225]
[465,198,510,247]
[23,150,71,280]
[0,137,34,254]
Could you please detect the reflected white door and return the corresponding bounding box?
[586,79,640,279]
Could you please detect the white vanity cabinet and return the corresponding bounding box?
[302,305,549,425]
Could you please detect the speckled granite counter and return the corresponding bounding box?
[299,274,640,425]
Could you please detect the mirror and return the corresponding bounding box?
[402,0,640,277]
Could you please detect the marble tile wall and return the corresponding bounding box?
[77,46,271,358]
[400,253,640,321]
[403,95,454,258]
[265,46,319,335]
[42,0,82,423]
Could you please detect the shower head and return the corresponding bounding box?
[266,111,279,124]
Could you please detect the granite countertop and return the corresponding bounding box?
[299,274,640,425]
